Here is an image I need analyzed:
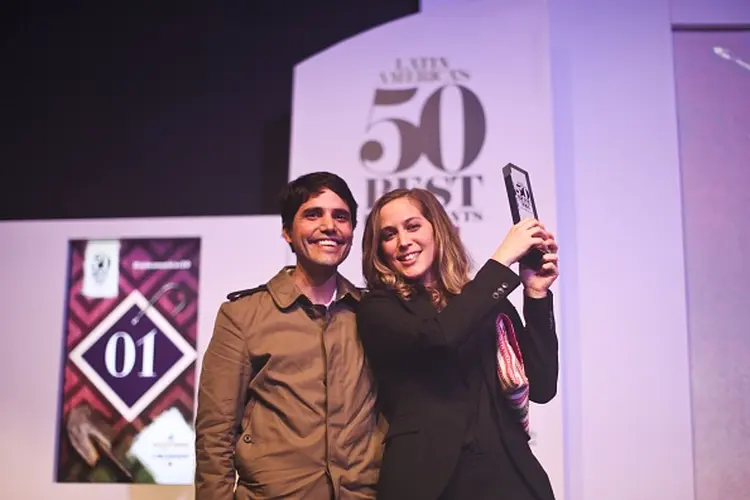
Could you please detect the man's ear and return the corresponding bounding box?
[282,227,292,244]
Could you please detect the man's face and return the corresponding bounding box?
[283,189,354,272]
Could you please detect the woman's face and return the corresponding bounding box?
[377,196,436,284]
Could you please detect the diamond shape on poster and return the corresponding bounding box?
[69,289,197,422]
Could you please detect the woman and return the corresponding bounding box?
[358,188,559,500]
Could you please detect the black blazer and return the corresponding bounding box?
[357,260,558,500]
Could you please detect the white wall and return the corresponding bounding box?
[550,0,750,499]
[0,217,289,500]
[550,0,694,497]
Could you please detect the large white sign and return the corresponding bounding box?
[289,0,564,497]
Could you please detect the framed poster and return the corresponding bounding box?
[55,237,200,484]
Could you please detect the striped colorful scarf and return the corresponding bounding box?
[495,312,530,435]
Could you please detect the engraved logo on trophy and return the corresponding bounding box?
[514,183,533,216]
[503,162,544,269]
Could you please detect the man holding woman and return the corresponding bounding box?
[195,172,559,500]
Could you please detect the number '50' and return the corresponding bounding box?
[359,84,487,175]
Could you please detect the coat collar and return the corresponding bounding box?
[266,266,361,310]
[398,286,438,319]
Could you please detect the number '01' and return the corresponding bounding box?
[104,329,157,378]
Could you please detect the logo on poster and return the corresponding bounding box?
[91,254,111,284]
[360,57,487,226]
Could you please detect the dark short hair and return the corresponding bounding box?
[279,171,358,232]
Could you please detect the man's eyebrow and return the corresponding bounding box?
[301,207,322,215]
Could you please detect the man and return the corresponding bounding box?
[195,172,384,500]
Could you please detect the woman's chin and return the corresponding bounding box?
[401,267,427,282]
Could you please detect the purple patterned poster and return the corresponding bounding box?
[55,237,200,484]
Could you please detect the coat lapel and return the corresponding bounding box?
[478,316,503,412]
[478,313,518,435]
[478,312,553,500]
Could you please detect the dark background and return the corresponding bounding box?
[1,1,419,220]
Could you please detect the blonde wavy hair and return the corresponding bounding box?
[362,188,473,309]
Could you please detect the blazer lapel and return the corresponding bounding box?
[478,314,554,500]
[478,315,520,434]
[478,320,503,412]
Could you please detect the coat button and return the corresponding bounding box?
[492,292,500,299]
[243,435,252,443]
[501,282,508,289]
